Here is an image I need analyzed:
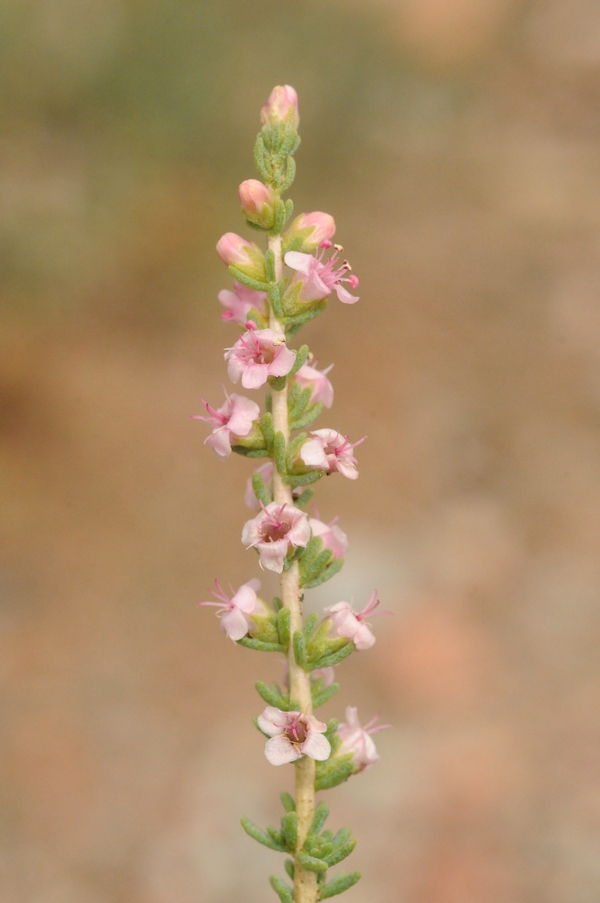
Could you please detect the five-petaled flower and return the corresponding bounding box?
[218,281,267,325]
[225,328,296,390]
[192,393,260,458]
[284,242,359,305]
[337,706,390,771]
[300,429,366,480]
[324,591,390,650]
[198,579,263,642]
[257,706,331,765]
[241,502,310,573]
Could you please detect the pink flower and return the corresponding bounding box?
[198,579,263,642]
[191,393,260,458]
[287,212,336,250]
[257,706,330,765]
[239,179,277,229]
[218,281,267,325]
[324,591,390,650]
[225,328,296,390]
[241,502,310,573]
[284,243,359,305]
[261,85,299,128]
[295,361,334,408]
[308,515,348,559]
[337,707,390,771]
[300,429,366,480]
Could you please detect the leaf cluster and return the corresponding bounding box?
[242,796,360,902]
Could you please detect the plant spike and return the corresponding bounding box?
[195,84,389,903]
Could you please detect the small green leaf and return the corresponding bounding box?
[280,792,295,813]
[270,199,287,236]
[269,875,293,903]
[298,851,328,873]
[255,680,286,708]
[309,643,354,670]
[241,817,286,852]
[301,548,333,584]
[302,612,319,639]
[280,811,298,851]
[308,801,330,835]
[277,607,291,648]
[324,838,356,867]
[269,374,288,392]
[272,595,283,612]
[332,827,352,849]
[290,402,323,432]
[252,471,272,507]
[274,431,287,475]
[315,754,355,791]
[238,637,286,653]
[292,630,307,668]
[312,682,340,709]
[264,248,276,282]
[285,470,325,488]
[293,487,314,509]
[320,872,361,899]
[280,155,297,193]
[284,858,295,881]
[231,445,269,458]
[289,344,309,378]
[304,558,344,590]
[228,265,269,292]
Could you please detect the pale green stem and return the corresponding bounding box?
[268,233,317,903]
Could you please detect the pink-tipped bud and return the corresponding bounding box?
[261,85,299,129]
[239,179,277,230]
[287,211,336,251]
[216,232,266,280]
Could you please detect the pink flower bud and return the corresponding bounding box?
[216,232,266,281]
[288,212,336,250]
[238,179,277,229]
[261,85,299,128]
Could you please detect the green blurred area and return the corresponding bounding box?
[1,0,475,319]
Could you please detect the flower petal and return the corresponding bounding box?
[265,735,302,765]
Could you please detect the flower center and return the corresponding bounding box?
[260,521,290,543]
[286,717,307,745]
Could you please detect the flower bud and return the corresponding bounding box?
[261,85,299,128]
[239,179,277,230]
[286,211,336,251]
[216,232,266,281]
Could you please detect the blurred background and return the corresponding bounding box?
[2,0,600,901]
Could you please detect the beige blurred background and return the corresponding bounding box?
[2,1,600,901]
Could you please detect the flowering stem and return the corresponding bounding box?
[269,232,317,903]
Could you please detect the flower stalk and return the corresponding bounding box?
[196,85,389,903]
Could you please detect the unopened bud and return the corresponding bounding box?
[286,211,336,252]
[216,232,266,281]
[261,85,299,129]
[239,179,277,230]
